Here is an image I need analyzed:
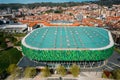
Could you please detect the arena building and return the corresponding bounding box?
[21,26,114,68]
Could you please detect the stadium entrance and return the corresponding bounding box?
[34,61,105,69]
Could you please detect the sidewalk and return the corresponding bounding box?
[32,72,109,80]
[80,72,102,78]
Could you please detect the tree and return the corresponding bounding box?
[102,72,108,78]
[0,43,7,49]
[54,10,63,13]
[9,36,17,43]
[102,70,113,79]
[9,68,21,80]
[56,65,66,76]
[109,74,113,79]
[70,64,80,77]
[112,69,120,79]
[41,66,51,77]
[24,67,36,78]
[7,64,17,74]
[14,41,21,46]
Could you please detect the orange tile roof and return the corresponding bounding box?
[29,22,37,27]
[18,20,81,27]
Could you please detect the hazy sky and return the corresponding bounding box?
[0,0,98,3]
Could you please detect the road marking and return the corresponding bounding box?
[109,62,120,68]
[105,65,113,70]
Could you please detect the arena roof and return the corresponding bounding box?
[22,27,113,50]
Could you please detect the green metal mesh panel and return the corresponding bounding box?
[22,44,114,61]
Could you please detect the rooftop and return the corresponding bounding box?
[51,20,73,24]
[23,27,111,50]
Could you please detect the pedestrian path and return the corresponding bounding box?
[33,73,42,80]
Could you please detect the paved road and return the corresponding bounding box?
[108,51,120,66]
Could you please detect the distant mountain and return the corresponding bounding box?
[93,0,120,7]
[0,1,119,10]
[0,2,89,10]
[0,0,98,4]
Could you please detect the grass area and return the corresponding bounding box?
[0,48,22,74]
[0,32,23,79]
[13,33,26,37]
[114,48,120,54]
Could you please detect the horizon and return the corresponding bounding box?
[0,0,98,4]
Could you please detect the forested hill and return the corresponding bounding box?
[0,0,120,10]
[0,2,87,9]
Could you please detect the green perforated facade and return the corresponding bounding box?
[22,45,114,61]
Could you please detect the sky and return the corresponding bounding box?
[0,0,98,4]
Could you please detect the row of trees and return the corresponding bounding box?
[7,64,80,79]
[41,64,80,77]
[7,64,120,79]
[0,2,87,10]
[7,64,36,79]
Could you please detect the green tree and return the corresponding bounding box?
[41,66,51,77]
[0,42,7,49]
[70,64,80,77]
[56,65,66,76]
[24,67,36,78]
[11,37,17,42]
[0,37,5,42]
[14,41,21,46]
[109,74,113,79]
[112,69,120,79]
[69,13,73,16]
[102,72,108,78]
[9,68,21,80]
[7,64,17,74]
[54,10,63,13]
